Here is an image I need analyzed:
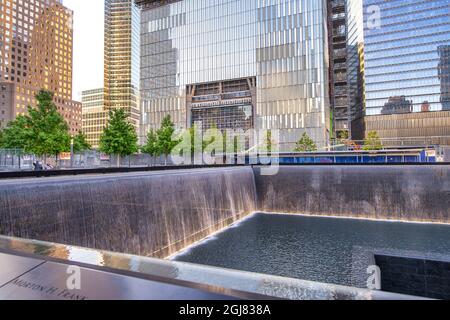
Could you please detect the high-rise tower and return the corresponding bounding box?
[104,0,140,128]
[361,0,450,145]
[137,0,331,149]
[327,0,365,141]
[0,0,81,132]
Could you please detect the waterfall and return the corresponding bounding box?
[0,167,257,258]
[1,164,448,260]
[254,165,450,223]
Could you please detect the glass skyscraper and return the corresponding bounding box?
[327,0,364,140]
[363,0,450,116]
[138,0,331,148]
[104,0,141,128]
[82,88,107,148]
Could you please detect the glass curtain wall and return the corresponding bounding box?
[140,0,330,147]
[363,0,450,116]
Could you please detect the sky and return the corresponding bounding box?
[64,0,104,101]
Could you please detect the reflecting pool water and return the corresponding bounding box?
[174,213,450,287]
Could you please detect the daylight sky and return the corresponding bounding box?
[64,0,104,101]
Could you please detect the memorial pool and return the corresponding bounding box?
[174,213,450,288]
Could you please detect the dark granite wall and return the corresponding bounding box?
[375,254,450,299]
[253,165,450,223]
[0,167,257,258]
[1,165,449,260]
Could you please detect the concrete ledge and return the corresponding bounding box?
[1,163,449,180]
[0,164,247,180]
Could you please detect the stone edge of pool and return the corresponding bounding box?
[0,235,427,300]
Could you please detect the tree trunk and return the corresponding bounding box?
[116,155,121,167]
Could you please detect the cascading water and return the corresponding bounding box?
[1,164,449,261]
[0,167,257,258]
[254,165,450,223]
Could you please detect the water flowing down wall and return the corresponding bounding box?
[254,165,450,223]
[1,165,449,259]
[0,167,257,258]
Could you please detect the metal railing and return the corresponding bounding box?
[0,149,35,171]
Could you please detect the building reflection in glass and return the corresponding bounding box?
[363,0,450,115]
[381,96,413,115]
[421,101,431,113]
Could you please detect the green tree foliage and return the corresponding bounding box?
[188,124,203,155]
[142,128,160,167]
[142,129,159,157]
[99,108,138,165]
[259,130,277,154]
[72,131,91,153]
[223,133,238,154]
[26,90,71,157]
[294,132,318,152]
[0,115,30,149]
[363,131,383,151]
[156,115,180,164]
[337,130,349,141]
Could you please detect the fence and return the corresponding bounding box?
[0,149,35,171]
[1,137,449,171]
[0,149,174,171]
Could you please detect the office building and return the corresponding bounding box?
[326,0,365,140]
[364,0,450,115]
[328,0,350,139]
[82,88,107,148]
[104,0,141,128]
[0,0,81,133]
[137,0,331,149]
[0,83,14,128]
[360,0,450,144]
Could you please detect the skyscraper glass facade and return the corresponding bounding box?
[139,0,330,147]
[346,0,364,127]
[363,0,450,116]
[327,0,364,140]
[104,0,141,127]
[82,88,107,148]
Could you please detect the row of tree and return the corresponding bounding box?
[0,89,182,166]
[141,116,179,164]
[0,90,383,166]
[100,111,383,158]
[0,91,91,161]
[294,131,383,152]
[98,110,180,165]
